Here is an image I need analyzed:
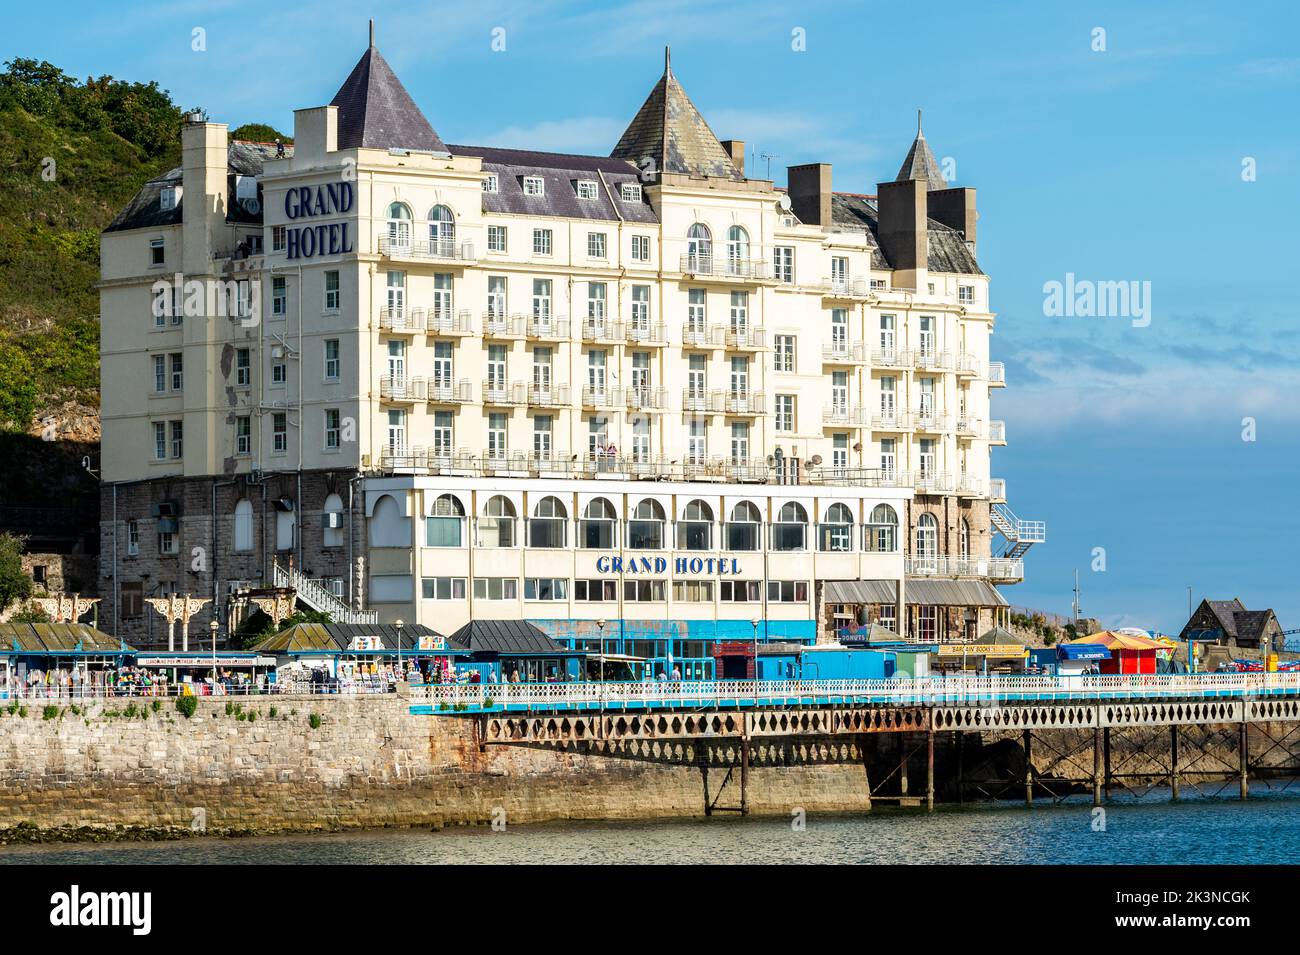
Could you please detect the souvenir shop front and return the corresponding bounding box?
[254,622,467,692]
[0,623,135,697]
[133,652,279,694]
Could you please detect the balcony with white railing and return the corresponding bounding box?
[897,469,954,494]
[581,385,625,409]
[914,349,953,371]
[581,319,624,343]
[626,322,668,346]
[426,308,474,336]
[626,386,668,412]
[683,390,715,414]
[379,375,426,402]
[904,555,1023,582]
[482,312,525,338]
[823,404,868,427]
[379,235,476,263]
[724,327,766,351]
[955,473,985,497]
[955,353,982,377]
[956,415,981,437]
[989,420,1007,444]
[678,254,771,282]
[378,307,422,334]
[526,316,570,340]
[428,378,473,404]
[819,276,872,299]
[527,384,570,408]
[871,348,913,369]
[913,409,951,432]
[681,324,721,349]
[822,340,868,364]
[482,381,527,406]
[871,412,907,432]
[722,390,765,415]
[988,361,1006,387]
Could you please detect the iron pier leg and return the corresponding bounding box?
[740,737,750,816]
[956,731,964,804]
[1239,721,1249,800]
[900,735,910,797]
[926,728,935,812]
[1023,730,1033,807]
[702,765,712,817]
[1092,727,1103,808]
[1170,725,1180,802]
[1103,726,1112,799]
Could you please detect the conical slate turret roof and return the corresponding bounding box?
[895,111,947,189]
[610,48,742,180]
[330,43,447,154]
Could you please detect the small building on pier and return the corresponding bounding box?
[448,620,584,683]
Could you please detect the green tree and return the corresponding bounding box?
[230,123,292,144]
[0,532,32,612]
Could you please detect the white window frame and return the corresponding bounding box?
[522,176,545,196]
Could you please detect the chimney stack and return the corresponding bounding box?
[926,186,977,254]
[876,176,928,285]
[181,119,229,276]
[787,162,832,226]
[720,140,745,176]
[293,105,339,163]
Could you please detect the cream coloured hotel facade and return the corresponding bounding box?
[97,41,1042,651]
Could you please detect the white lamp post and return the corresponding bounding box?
[394,618,404,687]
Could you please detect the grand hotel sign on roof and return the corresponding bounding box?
[282,181,356,260]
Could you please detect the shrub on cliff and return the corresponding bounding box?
[175,695,197,719]
[0,532,32,613]
[308,712,321,730]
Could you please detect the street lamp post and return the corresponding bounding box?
[395,618,404,687]
[209,618,219,688]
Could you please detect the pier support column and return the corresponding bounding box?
[1170,725,1180,801]
[956,731,964,804]
[1092,727,1102,808]
[1103,726,1112,799]
[701,765,712,817]
[1023,730,1033,807]
[926,728,935,812]
[899,735,910,797]
[1239,721,1249,800]
[740,736,750,816]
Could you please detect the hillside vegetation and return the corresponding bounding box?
[0,58,190,433]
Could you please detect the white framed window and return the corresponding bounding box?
[236,348,251,387]
[169,353,183,391]
[587,283,607,324]
[272,359,287,385]
[487,275,507,318]
[126,520,140,556]
[774,335,795,372]
[473,577,518,600]
[169,420,183,459]
[959,284,974,304]
[767,580,809,603]
[533,228,552,255]
[153,422,167,461]
[152,355,166,393]
[775,394,796,433]
[482,173,499,193]
[272,276,287,317]
[575,180,599,200]
[524,577,568,601]
[324,408,341,449]
[620,182,642,202]
[158,531,178,555]
[487,412,508,460]
[422,577,467,600]
[630,285,650,331]
[324,270,340,311]
[272,412,287,454]
[487,225,507,253]
[272,226,286,253]
[687,288,707,334]
[149,238,165,266]
[533,415,553,457]
[235,415,251,456]
[587,232,607,259]
[522,176,545,196]
[773,246,794,283]
[632,235,650,261]
[324,339,340,381]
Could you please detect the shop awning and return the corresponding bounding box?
[905,578,1008,608]
[0,623,133,654]
[823,580,897,604]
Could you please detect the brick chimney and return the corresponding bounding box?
[719,139,745,176]
[876,176,928,286]
[787,163,832,227]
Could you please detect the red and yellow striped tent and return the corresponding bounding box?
[1068,631,1164,674]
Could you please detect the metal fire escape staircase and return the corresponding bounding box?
[990,503,1046,561]
[273,563,378,625]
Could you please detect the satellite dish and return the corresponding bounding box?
[777,193,792,211]
[810,454,823,465]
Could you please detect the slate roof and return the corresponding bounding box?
[896,128,948,191]
[254,622,461,654]
[447,144,658,224]
[448,620,569,655]
[330,44,448,154]
[905,578,1008,608]
[1185,599,1281,646]
[0,623,132,654]
[610,50,742,181]
[104,141,289,234]
[830,192,982,275]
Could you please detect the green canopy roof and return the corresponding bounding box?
[0,623,132,654]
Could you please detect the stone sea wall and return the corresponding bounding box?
[0,697,870,833]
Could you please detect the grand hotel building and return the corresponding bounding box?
[97,40,1044,654]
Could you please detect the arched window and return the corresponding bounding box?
[425,493,465,547]
[529,495,567,548]
[726,225,750,273]
[369,494,410,548]
[772,501,808,552]
[915,512,938,570]
[580,498,617,549]
[725,501,761,552]
[866,504,898,553]
[322,493,344,549]
[959,518,970,560]
[479,495,516,548]
[819,503,854,553]
[687,223,712,270]
[386,202,412,250]
[428,204,455,254]
[275,500,296,552]
[628,499,666,550]
[677,499,714,550]
[233,499,254,552]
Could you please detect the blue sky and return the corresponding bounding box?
[6,0,1300,632]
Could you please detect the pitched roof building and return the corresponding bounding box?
[1180,598,1284,650]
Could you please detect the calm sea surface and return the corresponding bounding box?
[3,788,1298,864]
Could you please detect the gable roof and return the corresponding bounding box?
[330,44,448,154]
[610,49,742,181]
[448,619,568,655]
[0,623,132,653]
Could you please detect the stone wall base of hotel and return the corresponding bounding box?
[0,696,870,833]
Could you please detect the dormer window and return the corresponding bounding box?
[160,186,181,212]
[482,174,499,193]
[620,182,642,202]
[575,180,599,200]
[522,176,545,197]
